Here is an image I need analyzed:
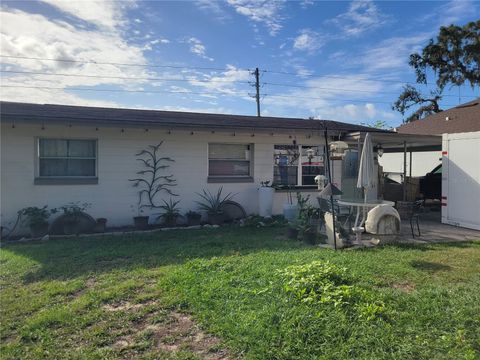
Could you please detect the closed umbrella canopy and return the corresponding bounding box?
[357,132,375,192]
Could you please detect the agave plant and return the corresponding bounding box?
[157,198,181,226]
[157,198,181,217]
[195,187,235,214]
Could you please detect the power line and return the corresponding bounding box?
[3,84,462,107]
[1,84,246,97]
[261,93,459,107]
[262,69,436,87]
[263,82,477,98]
[2,70,475,100]
[0,70,251,85]
[0,55,251,72]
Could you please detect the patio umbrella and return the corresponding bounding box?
[357,132,375,201]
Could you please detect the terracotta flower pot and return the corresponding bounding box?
[133,216,149,230]
[287,227,299,240]
[30,222,49,238]
[94,218,107,233]
[303,230,317,245]
[163,216,178,228]
[207,212,224,225]
[187,214,202,226]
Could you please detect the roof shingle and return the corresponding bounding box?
[397,99,480,135]
[0,101,391,134]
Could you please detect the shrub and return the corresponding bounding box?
[278,261,386,320]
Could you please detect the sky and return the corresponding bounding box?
[1,0,479,127]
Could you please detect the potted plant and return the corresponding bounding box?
[18,206,56,237]
[131,204,149,230]
[94,218,107,233]
[258,180,275,218]
[59,202,90,235]
[297,196,319,245]
[286,219,299,240]
[157,198,181,227]
[186,210,202,226]
[195,187,235,225]
[282,186,299,222]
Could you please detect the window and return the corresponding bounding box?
[37,139,97,178]
[208,143,252,182]
[273,145,325,187]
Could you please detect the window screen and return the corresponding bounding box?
[208,144,251,177]
[38,139,97,177]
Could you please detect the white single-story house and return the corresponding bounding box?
[1,101,395,233]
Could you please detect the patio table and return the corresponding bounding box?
[337,198,395,244]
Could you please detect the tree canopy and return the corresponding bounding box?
[393,20,480,122]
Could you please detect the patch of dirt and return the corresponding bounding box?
[391,282,416,293]
[153,311,231,360]
[103,300,157,312]
[110,309,231,359]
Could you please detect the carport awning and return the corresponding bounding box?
[342,131,442,153]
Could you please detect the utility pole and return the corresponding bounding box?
[249,67,261,117]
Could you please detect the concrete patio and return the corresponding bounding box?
[398,211,480,243]
[355,210,480,246]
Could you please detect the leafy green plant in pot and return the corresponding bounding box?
[157,198,181,227]
[287,219,299,240]
[195,187,235,225]
[94,218,108,233]
[59,202,91,235]
[18,206,56,237]
[130,204,149,230]
[298,203,320,245]
[186,210,202,226]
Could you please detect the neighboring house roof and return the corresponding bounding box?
[0,101,391,134]
[397,98,480,135]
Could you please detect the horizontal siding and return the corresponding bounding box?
[1,123,336,231]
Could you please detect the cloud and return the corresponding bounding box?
[0,6,150,105]
[187,65,251,96]
[261,74,398,122]
[39,0,135,31]
[329,0,391,37]
[226,0,285,36]
[293,29,325,53]
[300,0,315,9]
[196,0,230,21]
[186,37,214,61]
[422,0,478,27]
[357,33,430,72]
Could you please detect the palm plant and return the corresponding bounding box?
[195,187,235,225]
[157,198,181,227]
[195,187,235,214]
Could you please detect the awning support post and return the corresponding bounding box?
[409,151,412,178]
[403,141,407,201]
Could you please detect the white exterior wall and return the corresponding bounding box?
[441,131,480,230]
[379,151,441,180]
[1,123,337,231]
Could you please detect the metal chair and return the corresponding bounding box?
[410,200,423,238]
[317,197,352,231]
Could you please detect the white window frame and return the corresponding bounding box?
[35,137,98,184]
[273,144,325,187]
[207,143,254,183]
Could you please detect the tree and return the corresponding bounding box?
[393,20,480,122]
[359,119,391,129]
[392,85,443,123]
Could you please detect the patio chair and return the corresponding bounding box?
[410,200,423,238]
[399,200,423,238]
[317,197,352,230]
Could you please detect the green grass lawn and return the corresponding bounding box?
[1,227,479,359]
